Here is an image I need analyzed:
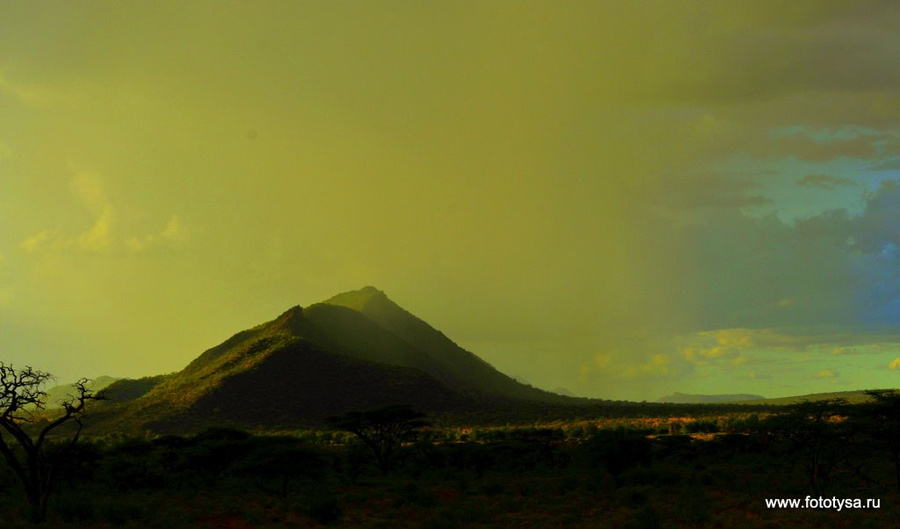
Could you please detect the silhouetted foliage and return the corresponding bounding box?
[0,363,101,521]
[231,436,326,497]
[327,404,428,472]
[857,389,900,492]
[764,399,850,494]
[584,429,653,476]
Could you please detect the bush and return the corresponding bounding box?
[585,429,653,476]
[685,420,719,434]
[54,491,97,523]
[302,490,343,525]
[624,506,662,529]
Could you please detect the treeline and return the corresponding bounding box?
[2,394,900,527]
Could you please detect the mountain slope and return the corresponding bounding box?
[87,286,588,434]
[323,286,576,403]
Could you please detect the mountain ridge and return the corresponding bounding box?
[90,286,581,434]
[656,392,766,404]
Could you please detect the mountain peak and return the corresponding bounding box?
[323,286,389,312]
[270,305,305,335]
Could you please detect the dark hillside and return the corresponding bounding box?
[173,340,470,432]
[100,374,170,402]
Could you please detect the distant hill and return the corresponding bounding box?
[657,389,899,405]
[737,389,891,405]
[657,392,766,404]
[88,287,584,434]
[42,376,119,408]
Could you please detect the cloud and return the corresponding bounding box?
[18,171,117,254]
[623,354,672,380]
[77,206,114,253]
[655,174,771,211]
[793,180,900,325]
[580,349,685,384]
[868,158,900,172]
[160,215,183,241]
[69,171,109,214]
[681,329,749,366]
[126,214,189,254]
[889,358,900,370]
[635,4,900,109]
[19,230,52,253]
[763,128,900,162]
[816,369,837,379]
[19,168,190,257]
[797,174,857,189]
[830,346,859,356]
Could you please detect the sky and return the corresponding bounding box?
[3,1,900,401]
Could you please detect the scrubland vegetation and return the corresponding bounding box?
[2,395,900,528]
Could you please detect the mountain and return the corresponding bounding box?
[738,389,885,405]
[40,376,119,409]
[552,387,577,397]
[656,392,766,404]
[91,287,580,434]
[322,287,572,402]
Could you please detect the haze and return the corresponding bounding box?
[3,1,900,401]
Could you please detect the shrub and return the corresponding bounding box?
[302,490,343,525]
[624,506,662,529]
[585,429,653,476]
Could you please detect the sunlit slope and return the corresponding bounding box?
[324,286,579,403]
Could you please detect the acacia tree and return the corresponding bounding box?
[0,363,100,521]
[767,399,849,495]
[327,405,428,473]
[858,390,900,492]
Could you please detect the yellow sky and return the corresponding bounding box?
[3,1,900,400]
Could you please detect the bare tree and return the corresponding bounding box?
[0,363,100,521]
